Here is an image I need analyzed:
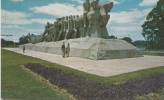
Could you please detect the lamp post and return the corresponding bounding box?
[154,28,159,50]
[146,34,149,51]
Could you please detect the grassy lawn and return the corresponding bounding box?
[142,50,164,56]
[1,49,74,100]
[2,49,164,99]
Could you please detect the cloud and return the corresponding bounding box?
[31,18,56,24]
[71,0,83,4]
[139,0,158,7]
[107,24,145,40]
[1,26,44,42]
[70,0,123,5]
[107,8,153,40]
[110,25,140,32]
[1,9,32,25]
[109,8,152,24]
[30,3,83,17]
[1,25,25,29]
[11,0,24,2]
[108,0,123,4]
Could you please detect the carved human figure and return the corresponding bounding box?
[82,0,90,37]
[99,1,113,38]
[42,22,51,42]
[87,0,102,37]
[53,21,57,41]
[64,16,69,39]
[65,15,74,39]
[57,18,65,41]
[48,23,54,41]
[53,21,58,41]
[99,1,113,27]
[73,15,79,38]
[83,0,90,27]
[54,18,61,41]
[77,14,84,38]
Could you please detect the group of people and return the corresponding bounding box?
[61,42,70,58]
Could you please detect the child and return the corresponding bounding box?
[66,43,70,57]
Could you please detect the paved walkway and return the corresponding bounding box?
[4,48,164,77]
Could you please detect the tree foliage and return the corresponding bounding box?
[19,35,29,45]
[133,40,146,47]
[1,38,15,47]
[121,37,132,44]
[141,0,164,50]
[109,35,117,39]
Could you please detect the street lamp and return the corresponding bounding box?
[154,28,159,49]
[146,34,149,51]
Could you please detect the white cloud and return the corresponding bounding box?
[110,25,140,32]
[31,18,56,24]
[107,8,153,40]
[71,0,123,5]
[139,0,158,7]
[1,9,57,42]
[1,9,32,25]
[107,24,145,40]
[71,0,83,4]
[108,0,123,4]
[11,0,24,2]
[1,25,25,29]
[109,8,152,24]
[30,3,83,17]
[1,26,44,42]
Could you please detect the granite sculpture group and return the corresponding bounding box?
[41,0,113,42]
[20,0,143,60]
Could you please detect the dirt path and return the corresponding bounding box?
[24,63,164,100]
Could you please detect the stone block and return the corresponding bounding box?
[19,37,143,60]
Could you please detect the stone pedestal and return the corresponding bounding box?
[20,37,143,60]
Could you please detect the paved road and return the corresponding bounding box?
[3,48,164,77]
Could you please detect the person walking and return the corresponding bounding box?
[66,43,70,57]
[23,45,25,53]
[61,42,65,57]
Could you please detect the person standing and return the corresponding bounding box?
[61,42,65,57]
[66,43,70,57]
[23,45,25,53]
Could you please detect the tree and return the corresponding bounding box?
[108,35,117,39]
[121,37,132,44]
[141,0,164,50]
[19,35,29,45]
[133,40,146,47]
[1,38,6,47]
[1,38,14,47]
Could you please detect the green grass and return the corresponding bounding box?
[142,50,164,56]
[1,49,74,100]
[2,49,164,99]
[135,88,164,100]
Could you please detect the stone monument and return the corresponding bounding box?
[20,0,143,60]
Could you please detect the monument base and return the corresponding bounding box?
[19,37,143,60]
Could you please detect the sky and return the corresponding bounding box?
[1,0,158,42]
